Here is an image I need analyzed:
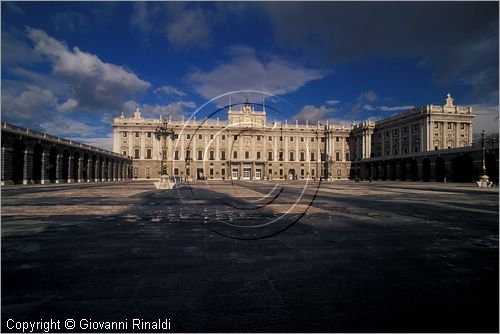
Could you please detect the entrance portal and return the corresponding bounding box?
[242,167,251,180]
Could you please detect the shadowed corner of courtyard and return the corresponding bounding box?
[1,180,499,332]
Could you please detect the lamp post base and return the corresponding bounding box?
[476,174,493,188]
[155,174,174,190]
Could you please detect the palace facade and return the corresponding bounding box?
[112,94,475,181]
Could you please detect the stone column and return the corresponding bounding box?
[40,152,49,184]
[95,159,100,182]
[23,149,33,185]
[78,157,84,182]
[101,160,107,181]
[86,157,92,182]
[1,146,6,183]
[56,154,63,183]
[67,156,74,183]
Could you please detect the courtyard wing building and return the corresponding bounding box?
[113,95,475,181]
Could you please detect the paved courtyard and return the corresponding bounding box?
[2,180,498,332]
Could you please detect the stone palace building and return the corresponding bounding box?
[112,94,477,181]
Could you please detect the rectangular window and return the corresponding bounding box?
[209,151,215,160]
[256,151,261,159]
[448,123,452,129]
[413,124,418,131]
[321,137,325,142]
[234,135,238,140]
[403,127,408,134]
[210,168,214,176]
[174,150,179,160]
[245,151,250,159]
[279,169,283,176]
[198,134,203,140]
[147,132,152,138]
[174,168,179,176]
[460,123,465,130]
[135,132,140,137]
[222,135,225,140]
[221,151,226,160]
[221,169,225,176]
[147,149,152,159]
[257,135,261,141]
[269,136,272,141]
[269,168,272,176]
[210,134,214,140]
[289,152,294,161]
[123,132,127,138]
[345,152,349,161]
[122,150,127,156]
[279,152,284,161]
[336,137,340,142]
[311,152,315,161]
[187,134,191,139]
[173,134,179,140]
[233,151,237,159]
[435,123,439,129]
[279,136,283,141]
[336,152,340,161]
[268,152,273,161]
[301,137,304,142]
[186,150,191,159]
[394,129,398,135]
[290,137,294,142]
[134,149,140,159]
[300,152,305,161]
[197,150,203,160]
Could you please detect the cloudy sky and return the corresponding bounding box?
[2,1,498,150]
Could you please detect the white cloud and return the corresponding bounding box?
[39,116,106,139]
[363,104,414,112]
[166,5,212,49]
[470,104,499,135]
[2,86,57,123]
[293,105,337,122]
[326,100,340,105]
[123,100,197,120]
[67,136,114,151]
[357,91,378,103]
[26,27,150,112]
[187,46,329,100]
[154,85,187,97]
[57,98,79,112]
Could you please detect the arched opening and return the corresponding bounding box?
[409,159,418,181]
[49,146,58,182]
[104,158,110,180]
[451,155,473,182]
[422,158,431,182]
[33,144,43,183]
[91,155,97,180]
[381,162,387,180]
[390,161,397,180]
[62,150,70,182]
[399,160,407,180]
[73,151,80,181]
[83,153,89,181]
[99,157,104,180]
[12,140,26,184]
[485,153,498,184]
[435,157,445,182]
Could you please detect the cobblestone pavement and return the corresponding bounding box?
[2,180,498,332]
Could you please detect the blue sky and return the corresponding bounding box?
[2,1,498,150]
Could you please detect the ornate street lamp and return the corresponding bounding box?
[477,130,493,187]
[154,118,175,189]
